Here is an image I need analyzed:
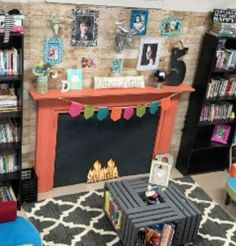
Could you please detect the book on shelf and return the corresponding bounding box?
[0,151,17,174]
[0,185,16,202]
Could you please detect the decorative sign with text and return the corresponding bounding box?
[94,76,145,89]
[213,9,236,23]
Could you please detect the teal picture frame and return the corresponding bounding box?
[160,17,182,37]
[43,36,64,65]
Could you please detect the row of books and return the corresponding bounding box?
[0,152,17,174]
[206,77,236,98]
[0,185,16,202]
[200,102,234,122]
[0,48,20,75]
[104,191,122,230]
[0,119,19,144]
[215,49,236,71]
[137,223,175,246]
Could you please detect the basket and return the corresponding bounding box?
[21,168,38,203]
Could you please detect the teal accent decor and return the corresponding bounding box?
[150,101,159,114]
[97,107,109,121]
[161,17,182,37]
[43,36,64,65]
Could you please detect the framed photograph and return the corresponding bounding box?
[148,160,171,187]
[81,57,97,68]
[211,124,231,144]
[71,8,99,47]
[137,37,160,71]
[67,69,83,90]
[130,9,148,36]
[160,17,182,37]
[43,37,64,65]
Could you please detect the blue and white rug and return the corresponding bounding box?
[23,176,236,246]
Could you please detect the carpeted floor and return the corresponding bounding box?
[23,176,236,246]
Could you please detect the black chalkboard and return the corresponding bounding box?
[54,112,160,187]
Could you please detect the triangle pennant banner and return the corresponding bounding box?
[161,97,171,111]
[69,102,83,118]
[136,104,146,118]
[123,107,134,120]
[150,101,159,115]
[111,107,122,121]
[97,107,109,121]
[84,105,95,119]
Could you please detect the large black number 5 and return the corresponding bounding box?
[167,42,188,86]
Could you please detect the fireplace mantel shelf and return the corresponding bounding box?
[29,85,194,101]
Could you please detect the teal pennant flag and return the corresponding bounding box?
[136,105,146,118]
[84,105,95,119]
[97,107,109,121]
[150,101,159,115]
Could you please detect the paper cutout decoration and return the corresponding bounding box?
[69,102,83,117]
[211,124,231,144]
[150,101,159,114]
[161,97,171,111]
[97,107,109,121]
[136,105,146,118]
[84,105,95,119]
[124,107,134,120]
[111,108,122,121]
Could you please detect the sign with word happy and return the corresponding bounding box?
[213,9,236,23]
[94,76,145,89]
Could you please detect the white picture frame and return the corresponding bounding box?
[137,37,161,71]
[148,160,171,187]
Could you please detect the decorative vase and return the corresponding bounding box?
[36,75,48,94]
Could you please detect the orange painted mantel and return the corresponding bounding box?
[29,85,194,192]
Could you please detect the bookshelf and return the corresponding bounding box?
[0,33,23,209]
[176,32,236,175]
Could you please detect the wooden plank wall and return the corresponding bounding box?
[2,3,211,168]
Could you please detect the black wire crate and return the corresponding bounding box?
[21,168,38,203]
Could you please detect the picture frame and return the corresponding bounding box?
[160,17,182,37]
[67,69,83,90]
[137,37,160,71]
[112,58,123,74]
[129,9,148,36]
[71,8,99,47]
[148,160,171,187]
[211,124,231,144]
[43,36,64,65]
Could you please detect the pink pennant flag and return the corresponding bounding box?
[123,107,134,120]
[69,102,83,118]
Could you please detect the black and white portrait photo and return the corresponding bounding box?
[71,9,99,47]
[137,37,160,71]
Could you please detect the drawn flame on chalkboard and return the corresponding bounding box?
[87,159,119,183]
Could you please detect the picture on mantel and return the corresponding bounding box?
[71,8,99,47]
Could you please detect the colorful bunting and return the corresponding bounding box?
[136,105,146,118]
[97,107,109,121]
[150,101,159,115]
[69,102,83,118]
[84,105,95,119]
[123,107,134,120]
[111,107,122,121]
[161,97,171,111]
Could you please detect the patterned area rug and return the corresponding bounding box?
[23,176,236,246]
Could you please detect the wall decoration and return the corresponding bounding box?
[211,124,231,144]
[48,14,61,36]
[112,58,123,74]
[166,41,188,86]
[160,17,182,37]
[67,69,83,89]
[43,36,64,65]
[94,76,145,89]
[71,8,99,47]
[137,37,160,71]
[81,57,97,68]
[130,9,148,36]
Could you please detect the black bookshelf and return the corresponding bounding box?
[0,33,23,208]
[176,32,236,175]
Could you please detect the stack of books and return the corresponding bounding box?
[211,9,236,37]
[0,83,18,112]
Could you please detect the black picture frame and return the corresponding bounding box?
[71,8,99,47]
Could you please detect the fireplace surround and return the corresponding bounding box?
[29,86,193,192]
